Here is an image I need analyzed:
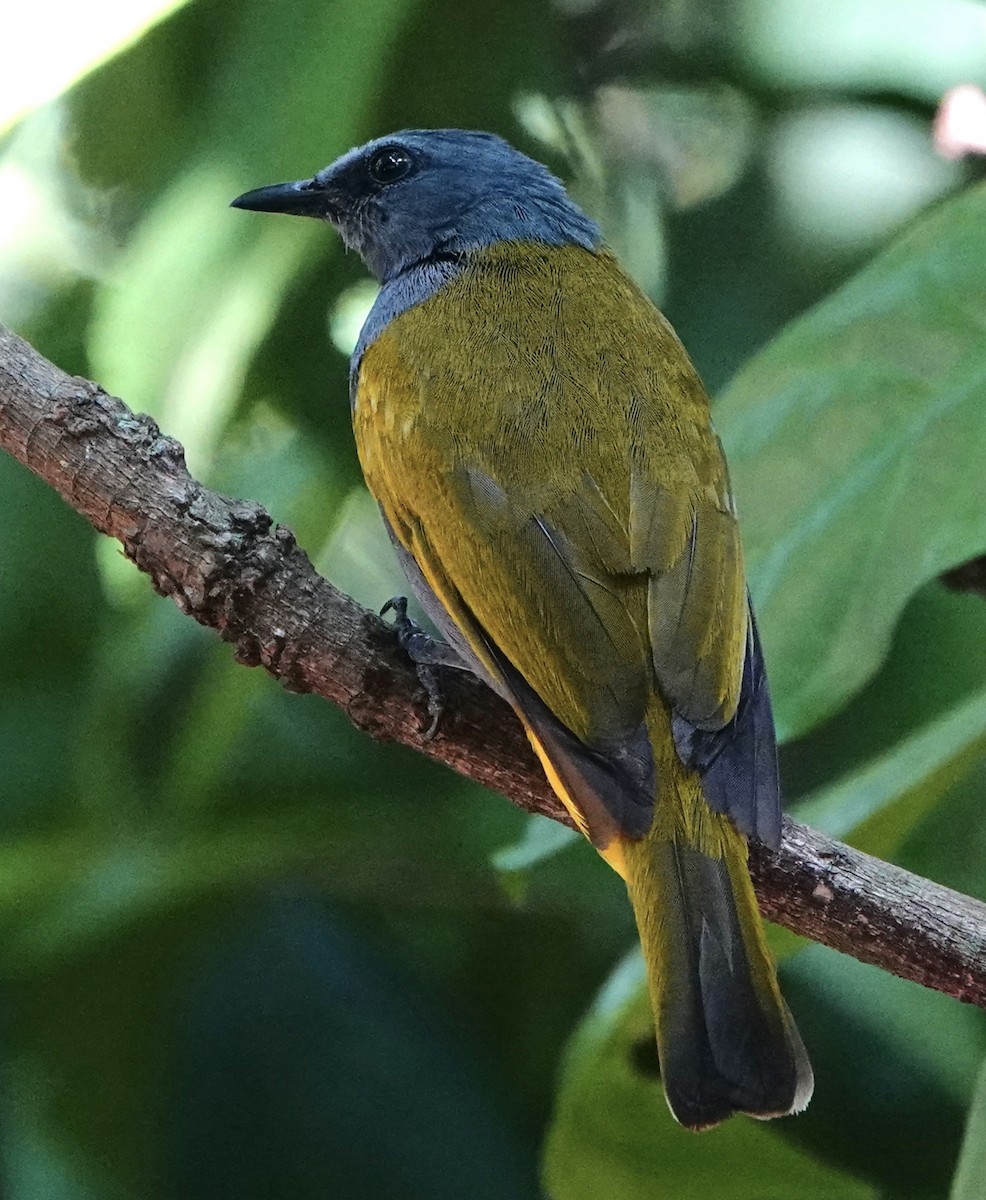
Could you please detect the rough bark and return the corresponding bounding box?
[2,322,985,1008]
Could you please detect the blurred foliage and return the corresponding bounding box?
[1,1,985,1197]
[951,1056,986,1200]
[719,182,986,739]
[545,954,878,1200]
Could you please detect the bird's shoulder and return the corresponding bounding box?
[355,242,717,479]
[353,240,738,611]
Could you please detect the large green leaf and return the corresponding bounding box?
[718,183,986,740]
[794,678,986,859]
[780,939,986,1196]
[544,955,876,1200]
[951,1056,986,1200]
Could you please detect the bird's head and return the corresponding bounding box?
[231,129,599,282]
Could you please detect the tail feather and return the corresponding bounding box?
[624,831,813,1130]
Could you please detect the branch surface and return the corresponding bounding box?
[2,322,986,1008]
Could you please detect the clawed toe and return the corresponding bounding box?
[381,595,446,738]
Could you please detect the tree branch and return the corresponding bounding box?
[2,322,985,1008]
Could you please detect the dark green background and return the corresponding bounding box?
[1,1,985,1196]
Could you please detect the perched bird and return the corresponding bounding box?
[231,130,813,1130]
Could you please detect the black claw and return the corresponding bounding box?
[381,595,446,738]
[418,663,445,740]
[380,595,406,621]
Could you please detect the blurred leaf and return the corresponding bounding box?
[7,894,541,1200]
[734,0,986,104]
[372,0,562,136]
[780,941,986,1196]
[782,582,986,807]
[0,455,100,685]
[167,896,542,1200]
[719,182,986,739]
[315,486,408,614]
[545,955,876,1200]
[0,1089,110,1200]
[900,756,986,904]
[88,167,313,473]
[595,83,757,211]
[950,1056,986,1200]
[0,813,339,971]
[0,0,191,134]
[65,0,206,205]
[493,815,580,874]
[766,104,958,258]
[795,678,986,858]
[0,454,102,828]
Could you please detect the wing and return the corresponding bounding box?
[354,241,776,844]
[386,512,655,848]
[569,443,780,848]
[672,602,781,848]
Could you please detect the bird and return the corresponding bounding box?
[231,129,814,1130]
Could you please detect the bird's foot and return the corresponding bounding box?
[380,596,455,739]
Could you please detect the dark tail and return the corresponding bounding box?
[623,824,813,1130]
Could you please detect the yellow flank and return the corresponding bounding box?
[520,715,628,877]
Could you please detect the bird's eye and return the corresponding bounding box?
[368,146,414,185]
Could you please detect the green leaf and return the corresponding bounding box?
[314,485,409,613]
[0,454,103,827]
[951,1056,986,1200]
[545,955,876,1200]
[718,182,986,740]
[795,678,986,857]
[88,166,314,474]
[493,814,580,874]
[781,940,986,1195]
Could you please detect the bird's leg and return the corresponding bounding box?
[380,596,466,738]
